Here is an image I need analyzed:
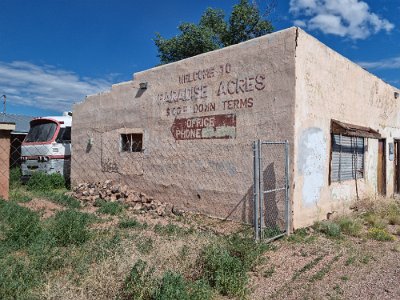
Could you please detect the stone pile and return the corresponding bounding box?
[71,180,177,216]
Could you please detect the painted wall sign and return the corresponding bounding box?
[157,63,266,118]
[171,114,236,140]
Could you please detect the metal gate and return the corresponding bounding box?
[253,140,290,242]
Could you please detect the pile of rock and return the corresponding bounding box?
[71,180,177,216]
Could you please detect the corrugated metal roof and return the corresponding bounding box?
[0,113,34,133]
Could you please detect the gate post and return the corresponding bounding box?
[285,140,291,235]
[253,140,261,241]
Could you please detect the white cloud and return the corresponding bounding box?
[358,56,400,70]
[0,61,114,112]
[290,0,394,39]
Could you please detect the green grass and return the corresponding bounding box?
[26,172,66,192]
[121,259,155,300]
[0,256,40,300]
[119,218,148,229]
[309,255,341,282]
[292,254,325,280]
[37,190,81,209]
[154,223,193,237]
[0,200,93,298]
[225,234,270,270]
[201,244,248,298]
[263,226,283,239]
[153,271,213,300]
[49,209,91,246]
[154,271,190,300]
[9,167,22,189]
[287,228,316,243]
[95,199,124,215]
[0,200,42,249]
[8,189,32,203]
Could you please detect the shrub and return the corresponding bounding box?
[50,210,91,246]
[188,279,213,300]
[225,234,269,270]
[26,172,66,191]
[367,228,394,241]
[153,272,212,300]
[0,200,42,249]
[154,271,190,300]
[363,213,387,229]
[388,214,400,226]
[201,244,247,297]
[337,217,363,237]
[121,259,155,300]
[314,221,341,238]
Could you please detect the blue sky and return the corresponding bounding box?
[0,0,399,116]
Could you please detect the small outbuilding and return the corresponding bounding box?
[0,113,33,168]
[0,122,16,200]
[72,27,400,230]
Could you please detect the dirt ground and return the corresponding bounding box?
[20,198,64,218]
[249,236,400,300]
[18,196,400,300]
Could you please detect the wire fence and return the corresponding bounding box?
[253,140,290,242]
[1,132,290,239]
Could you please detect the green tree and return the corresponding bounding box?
[154,0,274,64]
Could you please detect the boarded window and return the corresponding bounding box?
[331,134,364,182]
[120,133,143,152]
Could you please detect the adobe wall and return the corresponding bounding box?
[72,27,297,223]
[293,28,400,228]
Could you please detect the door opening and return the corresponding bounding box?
[394,140,400,194]
[377,139,386,195]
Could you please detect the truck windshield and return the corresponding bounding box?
[25,121,58,143]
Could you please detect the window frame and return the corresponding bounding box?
[330,133,365,184]
[120,133,143,153]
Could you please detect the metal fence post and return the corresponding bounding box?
[285,140,291,235]
[258,140,264,238]
[253,140,260,242]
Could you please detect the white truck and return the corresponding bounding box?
[21,112,72,181]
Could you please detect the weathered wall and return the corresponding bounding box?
[72,28,297,223]
[293,28,400,228]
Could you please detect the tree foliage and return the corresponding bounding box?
[154,0,274,64]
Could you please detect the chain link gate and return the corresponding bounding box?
[253,140,291,242]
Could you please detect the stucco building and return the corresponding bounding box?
[72,27,400,229]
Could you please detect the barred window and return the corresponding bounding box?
[331,134,364,182]
[120,133,143,152]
